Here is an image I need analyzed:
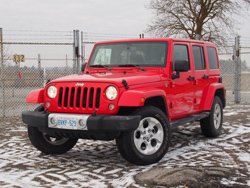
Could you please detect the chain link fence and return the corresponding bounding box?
[0,29,139,118]
[0,29,75,117]
[1,29,250,118]
[219,36,250,104]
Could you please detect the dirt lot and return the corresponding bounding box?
[0,104,250,187]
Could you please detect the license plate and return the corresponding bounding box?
[48,113,89,130]
[57,117,77,130]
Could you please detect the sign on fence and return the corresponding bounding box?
[13,54,25,63]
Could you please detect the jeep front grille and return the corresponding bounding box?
[58,86,101,109]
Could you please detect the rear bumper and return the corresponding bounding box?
[22,111,141,140]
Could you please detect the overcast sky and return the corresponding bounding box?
[0,0,151,35]
[1,0,250,64]
[1,0,249,37]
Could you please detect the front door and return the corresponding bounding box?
[170,43,195,116]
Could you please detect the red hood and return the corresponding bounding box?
[51,71,162,87]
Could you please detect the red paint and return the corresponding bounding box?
[25,38,225,122]
[26,89,44,103]
[18,72,21,79]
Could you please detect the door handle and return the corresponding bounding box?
[188,77,195,81]
[203,75,209,79]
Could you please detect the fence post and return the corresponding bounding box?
[15,60,21,88]
[0,28,6,117]
[73,30,80,74]
[73,30,76,74]
[81,31,84,65]
[38,54,43,87]
[234,36,240,103]
[81,31,86,66]
[66,54,68,68]
[76,30,81,73]
[43,68,46,88]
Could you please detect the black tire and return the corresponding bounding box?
[116,106,171,165]
[200,96,223,137]
[28,105,78,154]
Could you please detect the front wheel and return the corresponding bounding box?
[116,106,171,165]
[28,105,78,154]
[200,96,223,137]
[28,126,78,154]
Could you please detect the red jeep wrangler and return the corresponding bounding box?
[22,38,226,165]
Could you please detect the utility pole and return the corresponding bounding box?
[195,34,201,40]
[234,36,240,103]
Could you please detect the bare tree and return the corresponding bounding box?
[147,0,250,47]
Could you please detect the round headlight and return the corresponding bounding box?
[47,85,57,99]
[106,86,117,100]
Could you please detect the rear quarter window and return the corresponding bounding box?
[207,47,218,69]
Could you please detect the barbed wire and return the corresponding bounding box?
[4,58,74,61]
[4,34,73,37]
[3,38,73,41]
[4,30,73,33]
[81,31,138,36]
[3,42,73,45]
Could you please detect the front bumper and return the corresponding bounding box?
[22,111,141,140]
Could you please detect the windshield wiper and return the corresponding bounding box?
[118,64,147,71]
[89,64,112,71]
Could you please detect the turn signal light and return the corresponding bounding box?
[141,97,145,103]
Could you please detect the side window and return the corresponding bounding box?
[207,47,219,69]
[192,46,205,70]
[173,45,190,70]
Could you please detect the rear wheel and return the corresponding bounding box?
[116,106,171,165]
[28,105,78,154]
[200,96,223,137]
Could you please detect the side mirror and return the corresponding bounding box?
[172,60,189,80]
[175,60,189,72]
[81,63,87,72]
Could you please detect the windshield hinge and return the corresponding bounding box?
[122,79,129,90]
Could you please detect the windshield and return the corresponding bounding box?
[88,41,168,68]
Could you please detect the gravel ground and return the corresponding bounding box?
[0,104,250,187]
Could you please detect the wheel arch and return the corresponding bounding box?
[203,83,226,111]
[118,88,169,118]
[144,96,168,115]
[26,89,44,103]
[215,88,226,108]
[118,88,167,107]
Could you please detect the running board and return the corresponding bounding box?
[170,112,210,128]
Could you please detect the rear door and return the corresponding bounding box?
[191,44,209,110]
